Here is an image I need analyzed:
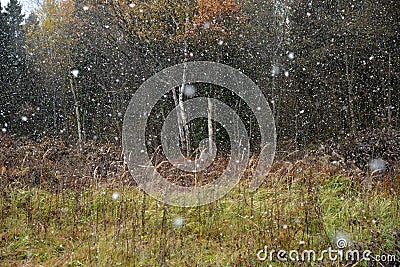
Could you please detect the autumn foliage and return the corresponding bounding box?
[189,0,246,39]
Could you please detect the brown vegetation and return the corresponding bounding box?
[2,126,399,192]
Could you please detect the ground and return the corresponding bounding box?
[0,136,399,266]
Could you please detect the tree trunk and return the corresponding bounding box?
[179,82,190,156]
[175,10,191,157]
[207,97,213,152]
[172,87,186,154]
[70,77,82,147]
[387,53,392,124]
[345,53,356,132]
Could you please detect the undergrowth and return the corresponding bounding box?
[0,136,399,266]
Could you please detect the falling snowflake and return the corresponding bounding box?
[71,69,79,77]
[112,192,120,200]
[369,158,387,172]
[271,65,280,76]
[183,84,196,98]
[173,217,184,228]
[334,232,350,248]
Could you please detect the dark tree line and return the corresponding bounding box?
[0,0,35,136]
[1,0,399,151]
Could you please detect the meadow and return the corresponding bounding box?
[0,136,399,266]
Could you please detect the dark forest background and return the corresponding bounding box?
[1,0,399,151]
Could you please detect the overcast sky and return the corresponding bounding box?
[0,0,9,8]
[1,0,36,15]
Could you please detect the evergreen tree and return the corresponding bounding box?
[0,2,10,131]
[0,2,8,87]
[0,0,31,135]
[3,0,25,83]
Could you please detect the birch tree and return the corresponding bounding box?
[25,0,81,141]
[100,0,246,156]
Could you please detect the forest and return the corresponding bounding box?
[0,0,398,144]
[0,0,399,266]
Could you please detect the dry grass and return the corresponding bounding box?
[0,135,399,266]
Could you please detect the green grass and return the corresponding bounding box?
[1,173,399,266]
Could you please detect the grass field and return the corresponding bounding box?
[1,138,399,266]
